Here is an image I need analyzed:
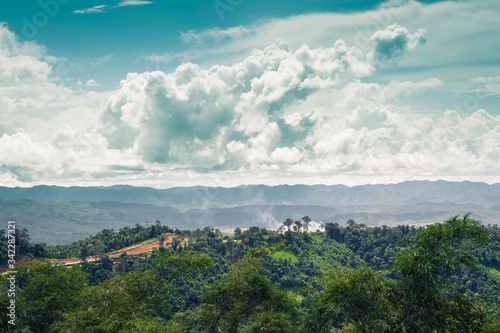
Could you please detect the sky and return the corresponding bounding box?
[0,0,499,188]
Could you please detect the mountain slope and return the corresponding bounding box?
[1,181,499,245]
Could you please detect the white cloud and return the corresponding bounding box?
[180,26,252,44]
[369,23,426,63]
[0,24,45,58]
[85,79,100,88]
[73,5,108,14]
[1,1,500,187]
[270,147,302,164]
[117,0,152,7]
[0,24,126,185]
[99,27,500,184]
[469,75,500,96]
[0,128,142,183]
[73,1,152,14]
[100,38,379,168]
[171,0,500,100]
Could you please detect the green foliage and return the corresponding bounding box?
[2,214,500,332]
[307,214,494,333]
[186,253,299,332]
[44,223,179,259]
[152,249,213,280]
[240,311,299,333]
[0,228,47,265]
[392,213,489,332]
[0,260,88,332]
[271,250,298,263]
[303,266,395,332]
[489,267,500,280]
[53,250,214,332]
[54,270,165,332]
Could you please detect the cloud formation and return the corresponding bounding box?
[73,5,108,14]
[101,38,375,168]
[370,23,426,63]
[0,24,113,184]
[100,24,500,182]
[73,0,152,14]
[1,12,499,187]
[117,0,152,7]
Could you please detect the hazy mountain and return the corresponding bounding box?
[2,181,500,208]
[1,181,499,244]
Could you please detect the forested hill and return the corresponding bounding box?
[1,180,500,245]
[1,181,500,208]
[1,215,500,331]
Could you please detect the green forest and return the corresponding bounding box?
[1,214,500,332]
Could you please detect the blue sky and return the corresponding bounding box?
[1,0,447,88]
[0,0,499,187]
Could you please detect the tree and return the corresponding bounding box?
[277,226,284,234]
[392,213,489,332]
[6,260,88,332]
[294,220,302,233]
[347,219,357,229]
[303,267,394,332]
[0,230,8,265]
[33,243,48,257]
[17,228,31,254]
[158,234,166,247]
[54,270,166,332]
[324,223,341,241]
[152,249,213,280]
[284,218,293,231]
[79,243,89,262]
[171,237,181,251]
[189,250,299,332]
[302,216,311,233]
[57,251,212,332]
[307,214,491,332]
[98,254,113,271]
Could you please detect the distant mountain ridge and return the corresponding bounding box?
[1,180,499,209]
[1,181,499,245]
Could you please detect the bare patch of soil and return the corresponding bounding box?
[0,254,38,273]
[52,234,186,266]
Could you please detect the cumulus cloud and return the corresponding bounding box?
[100,38,376,168]
[0,128,142,183]
[1,15,499,187]
[0,24,49,84]
[85,79,100,88]
[0,24,45,57]
[370,23,426,63]
[0,24,118,185]
[99,26,500,183]
[0,24,106,130]
[0,24,66,128]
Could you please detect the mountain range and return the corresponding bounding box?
[1,180,499,245]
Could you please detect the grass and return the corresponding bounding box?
[489,267,500,280]
[284,289,303,303]
[271,250,298,263]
